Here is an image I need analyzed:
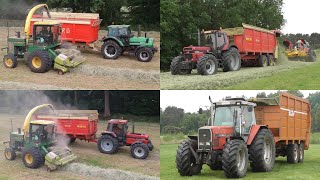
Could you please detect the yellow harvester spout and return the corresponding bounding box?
[24,4,51,45]
[23,104,54,137]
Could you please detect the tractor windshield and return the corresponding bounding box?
[201,34,214,47]
[34,25,60,45]
[213,106,239,126]
[30,124,55,142]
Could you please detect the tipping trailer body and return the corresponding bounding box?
[253,92,311,154]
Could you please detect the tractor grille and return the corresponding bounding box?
[198,128,212,150]
[184,54,193,61]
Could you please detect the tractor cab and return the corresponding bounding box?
[28,120,56,145]
[106,119,129,142]
[107,25,133,46]
[32,22,61,47]
[201,30,229,52]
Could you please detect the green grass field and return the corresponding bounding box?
[161,144,320,179]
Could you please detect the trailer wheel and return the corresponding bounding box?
[97,135,119,154]
[197,54,218,75]
[4,148,16,160]
[258,55,268,67]
[298,143,304,163]
[22,148,44,169]
[176,139,202,176]
[308,48,317,62]
[170,56,191,75]
[3,54,18,69]
[249,129,275,172]
[267,55,275,66]
[222,139,248,178]
[136,47,153,62]
[101,40,122,59]
[130,142,149,159]
[27,50,53,73]
[222,47,241,72]
[287,143,299,163]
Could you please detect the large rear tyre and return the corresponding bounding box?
[22,148,43,169]
[4,148,16,160]
[249,129,275,172]
[170,56,191,75]
[258,55,268,67]
[3,54,18,69]
[222,139,248,178]
[222,47,241,72]
[97,135,119,154]
[287,143,299,164]
[101,40,122,59]
[298,143,304,163]
[197,55,218,75]
[27,50,52,73]
[130,142,149,159]
[136,47,153,62]
[308,48,317,62]
[176,139,202,176]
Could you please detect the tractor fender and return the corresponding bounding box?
[246,125,268,145]
[222,44,239,52]
[100,131,117,138]
[102,36,124,47]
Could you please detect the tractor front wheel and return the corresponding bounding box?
[101,40,122,59]
[222,139,248,178]
[27,50,52,73]
[197,55,218,75]
[176,139,202,176]
[4,148,16,160]
[22,148,43,169]
[97,135,119,154]
[131,142,150,159]
[3,54,18,69]
[136,47,153,62]
[222,47,241,72]
[170,56,191,75]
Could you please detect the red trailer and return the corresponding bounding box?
[31,12,102,45]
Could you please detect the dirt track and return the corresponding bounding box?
[0,112,160,179]
[0,27,160,90]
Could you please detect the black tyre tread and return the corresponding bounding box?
[287,144,299,164]
[248,129,275,172]
[208,160,222,170]
[170,56,183,75]
[27,50,52,73]
[130,142,149,159]
[267,55,275,66]
[197,54,218,75]
[258,55,268,67]
[222,47,241,72]
[22,147,43,169]
[97,134,119,154]
[298,143,304,163]
[176,139,202,176]
[222,139,248,178]
[3,53,18,68]
[4,148,16,160]
[101,40,122,59]
[137,47,153,62]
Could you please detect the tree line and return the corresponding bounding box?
[160,0,285,70]
[0,0,159,29]
[161,91,320,134]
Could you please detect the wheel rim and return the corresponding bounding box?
[104,45,117,57]
[4,58,13,67]
[5,151,11,159]
[237,149,246,171]
[205,60,215,74]
[32,57,41,68]
[139,51,149,61]
[264,139,272,164]
[230,54,239,70]
[299,147,303,160]
[25,154,33,164]
[134,147,145,158]
[101,139,113,152]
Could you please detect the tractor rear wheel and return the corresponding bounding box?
[298,143,304,163]
[287,143,299,163]
[308,48,317,62]
[3,54,18,69]
[258,55,268,67]
[249,129,275,172]
[176,139,202,176]
[4,148,16,160]
[97,135,119,154]
[101,40,122,59]
[197,54,218,75]
[222,47,241,72]
[267,55,275,66]
[170,56,191,75]
[222,139,248,178]
[136,47,153,62]
[22,148,43,169]
[27,50,52,73]
[130,142,149,159]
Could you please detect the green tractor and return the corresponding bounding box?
[2,4,84,75]
[101,25,158,62]
[3,104,77,171]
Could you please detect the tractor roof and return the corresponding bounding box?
[214,99,256,107]
[34,21,60,26]
[108,25,130,28]
[108,119,128,124]
[30,120,55,125]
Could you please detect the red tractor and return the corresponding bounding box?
[97,119,153,159]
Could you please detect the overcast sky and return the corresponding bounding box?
[282,0,320,34]
[160,90,319,113]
